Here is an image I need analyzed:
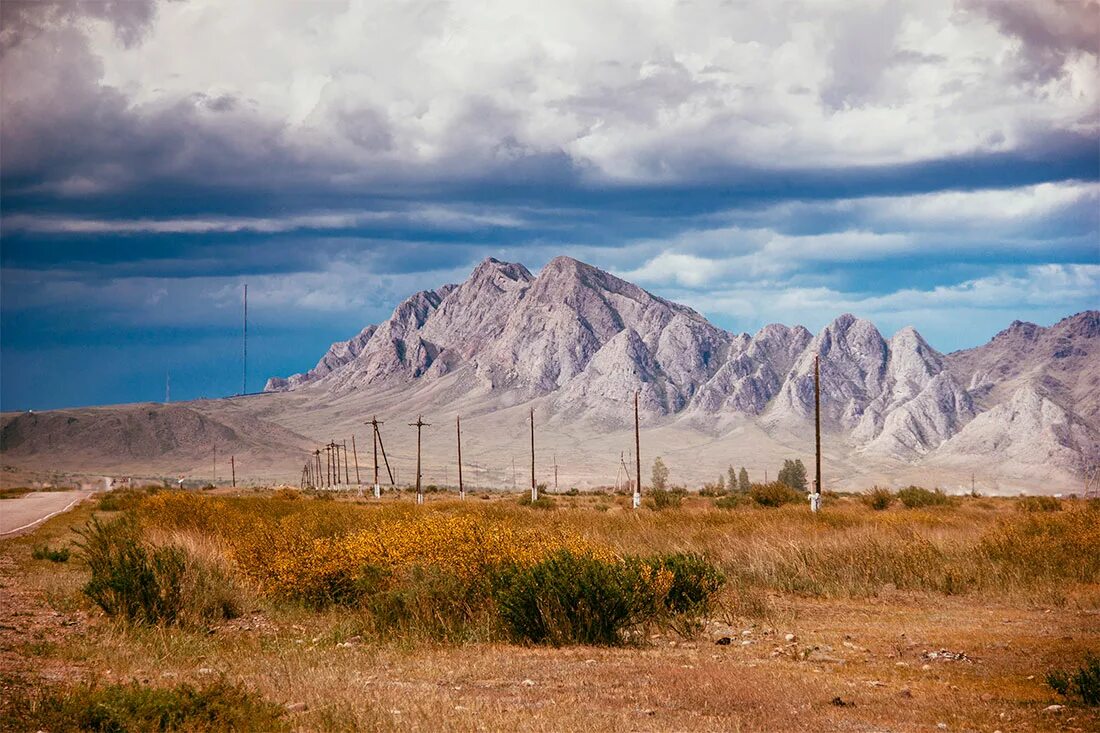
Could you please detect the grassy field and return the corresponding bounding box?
[1,487,1098,731]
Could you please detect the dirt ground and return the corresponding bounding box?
[1,499,1097,732]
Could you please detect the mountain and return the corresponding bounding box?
[3,257,1096,493]
[0,402,313,481]
[945,311,1100,424]
[255,257,1097,491]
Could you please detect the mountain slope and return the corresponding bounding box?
[259,259,1097,489]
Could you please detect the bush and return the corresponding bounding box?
[714,494,748,510]
[492,550,723,646]
[517,494,556,510]
[862,487,893,511]
[74,515,240,625]
[896,486,950,508]
[494,551,650,645]
[646,553,724,618]
[1018,496,1062,512]
[1047,654,1100,706]
[32,544,71,562]
[750,482,803,508]
[647,487,682,510]
[359,565,493,642]
[0,679,287,732]
[76,515,185,625]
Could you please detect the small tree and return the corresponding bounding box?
[778,459,808,492]
[727,465,737,492]
[716,474,725,493]
[738,467,750,493]
[651,457,669,491]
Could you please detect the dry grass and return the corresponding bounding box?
[2,490,1098,732]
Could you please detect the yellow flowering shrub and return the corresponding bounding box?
[142,494,613,604]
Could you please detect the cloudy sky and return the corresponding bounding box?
[1,0,1097,410]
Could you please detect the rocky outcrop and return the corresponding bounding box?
[263,258,1098,480]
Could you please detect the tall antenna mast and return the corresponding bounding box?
[242,283,248,395]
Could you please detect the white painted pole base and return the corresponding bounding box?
[632,492,641,509]
[416,493,424,505]
[531,487,538,502]
[460,491,465,500]
[809,493,821,513]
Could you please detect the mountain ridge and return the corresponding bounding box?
[263,257,1099,489]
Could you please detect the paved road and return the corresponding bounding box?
[0,491,92,537]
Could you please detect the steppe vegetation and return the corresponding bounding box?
[1,484,1097,731]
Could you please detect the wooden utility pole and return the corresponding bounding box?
[530,407,537,502]
[314,449,322,488]
[813,354,822,512]
[554,453,558,492]
[213,443,217,487]
[456,415,465,500]
[324,444,332,487]
[367,416,394,498]
[343,440,350,485]
[351,435,361,488]
[231,455,236,488]
[633,390,641,510]
[409,415,430,505]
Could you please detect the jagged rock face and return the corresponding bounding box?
[946,311,1100,424]
[264,324,378,392]
[774,314,890,428]
[689,324,811,415]
[263,258,1097,479]
[927,385,1100,479]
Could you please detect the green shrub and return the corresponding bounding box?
[75,515,185,625]
[0,679,287,732]
[1046,654,1100,706]
[714,494,748,510]
[32,544,71,562]
[862,487,893,511]
[896,486,950,508]
[359,565,493,642]
[1018,496,1062,512]
[750,482,803,507]
[646,552,724,618]
[493,551,657,646]
[492,550,723,646]
[647,487,682,510]
[517,494,556,510]
[74,515,240,626]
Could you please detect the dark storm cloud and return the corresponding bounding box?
[963,0,1100,80]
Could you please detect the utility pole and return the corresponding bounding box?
[351,435,361,491]
[242,283,248,396]
[530,407,537,502]
[373,419,381,498]
[554,452,558,493]
[212,443,217,487]
[367,416,394,497]
[325,444,332,487]
[231,455,236,488]
[314,449,322,489]
[812,354,822,513]
[409,415,429,505]
[343,440,350,485]
[456,415,465,500]
[165,371,170,403]
[633,390,641,510]
[512,457,516,490]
